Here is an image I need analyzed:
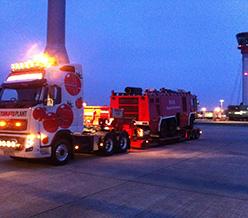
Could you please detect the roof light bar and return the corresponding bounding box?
[7,73,43,82]
[11,53,57,71]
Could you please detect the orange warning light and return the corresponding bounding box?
[11,53,57,71]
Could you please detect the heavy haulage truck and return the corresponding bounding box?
[0,0,201,165]
[0,58,133,165]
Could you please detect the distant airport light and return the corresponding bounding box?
[214,107,221,113]
[244,72,248,76]
[200,107,207,112]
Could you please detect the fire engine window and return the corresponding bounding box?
[192,98,197,110]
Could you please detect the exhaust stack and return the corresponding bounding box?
[44,0,69,64]
[237,32,248,105]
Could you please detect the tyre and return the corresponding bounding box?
[100,133,116,156]
[117,132,130,153]
[51,139,72,165]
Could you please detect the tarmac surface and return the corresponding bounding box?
[0,124,248,217]
[196,119,248,126]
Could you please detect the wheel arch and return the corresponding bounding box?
[51,129,73,146]
[158,115,177,132]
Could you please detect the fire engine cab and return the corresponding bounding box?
[0,54,130,165]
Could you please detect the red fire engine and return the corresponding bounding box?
[86,87,201,149]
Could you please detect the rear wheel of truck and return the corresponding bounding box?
[51,139,72,165]
[100,133,116,156]
[117,132,130,153]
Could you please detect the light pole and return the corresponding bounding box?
[220,99,224,110]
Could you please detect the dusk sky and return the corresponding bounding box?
[1,0,248,109]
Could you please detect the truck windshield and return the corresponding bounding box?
[0,86,42,108]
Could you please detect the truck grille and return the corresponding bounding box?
[0,136,25,150]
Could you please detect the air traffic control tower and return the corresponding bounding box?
[227,33,248,120]
[237,32,248,105]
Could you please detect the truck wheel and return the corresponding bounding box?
[51,139,71,165]
[101,134,115,156]
[117,132,130,153]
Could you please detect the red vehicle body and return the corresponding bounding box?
[86,87,201,148]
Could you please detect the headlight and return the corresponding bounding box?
[25,134,36,149]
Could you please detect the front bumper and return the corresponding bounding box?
[0,133,51,158]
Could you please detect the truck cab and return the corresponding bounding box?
[0,54,84,164]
